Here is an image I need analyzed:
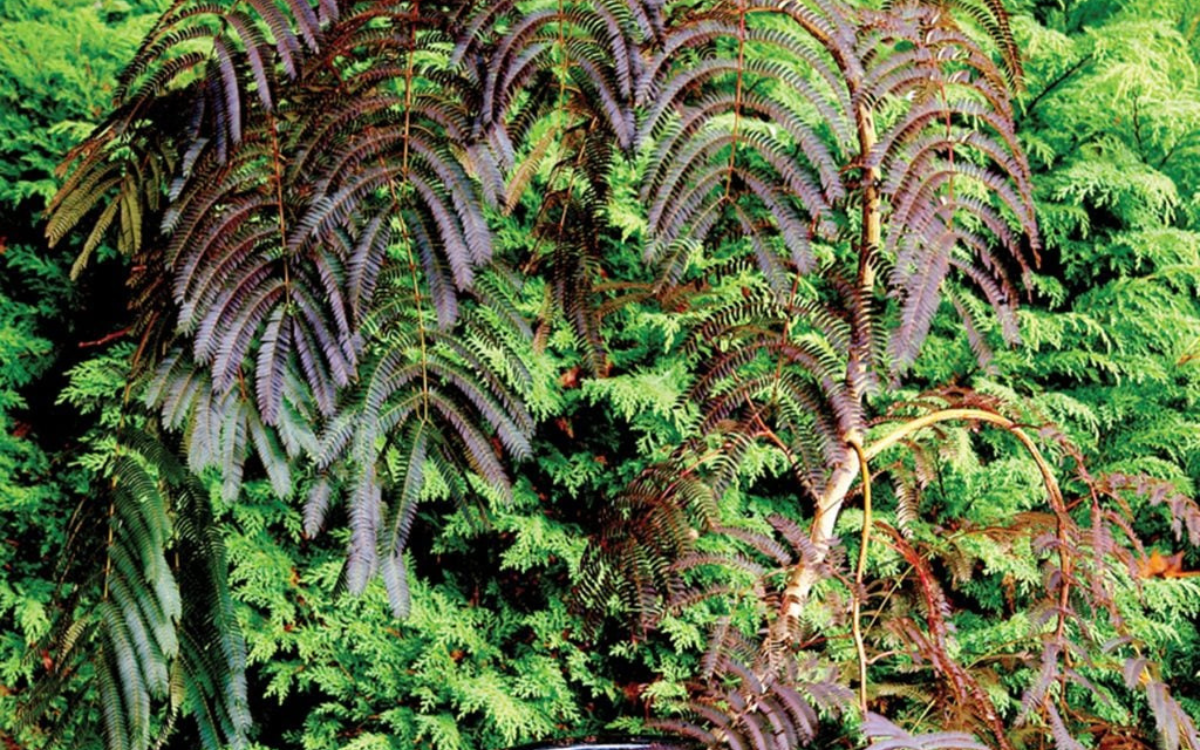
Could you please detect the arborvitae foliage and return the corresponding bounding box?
[21,0,1200,748]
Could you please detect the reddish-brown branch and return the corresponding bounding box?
[78,326,132,348]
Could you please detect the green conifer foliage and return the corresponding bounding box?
[5,0,1200,749]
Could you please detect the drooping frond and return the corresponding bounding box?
[636,0,1036,385]
[454,0,660,155]
[539,189,613,374]
[862,712,989,750]
[854,4,1038,371]
[22,430,248,750]
[639,6,850,279]
[885,0,1023,88]
[456,0,661,374]
[48,0,331,264]
[312,269,534,615]
[683,287,860,498]
[577,461,719,631]
[49,1,520,507]
[145,348,298,502]
[652,625,851,750]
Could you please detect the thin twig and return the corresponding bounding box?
[78,327,132,348]
[849,438,873,717]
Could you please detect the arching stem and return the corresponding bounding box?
[778,408,1071,646]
